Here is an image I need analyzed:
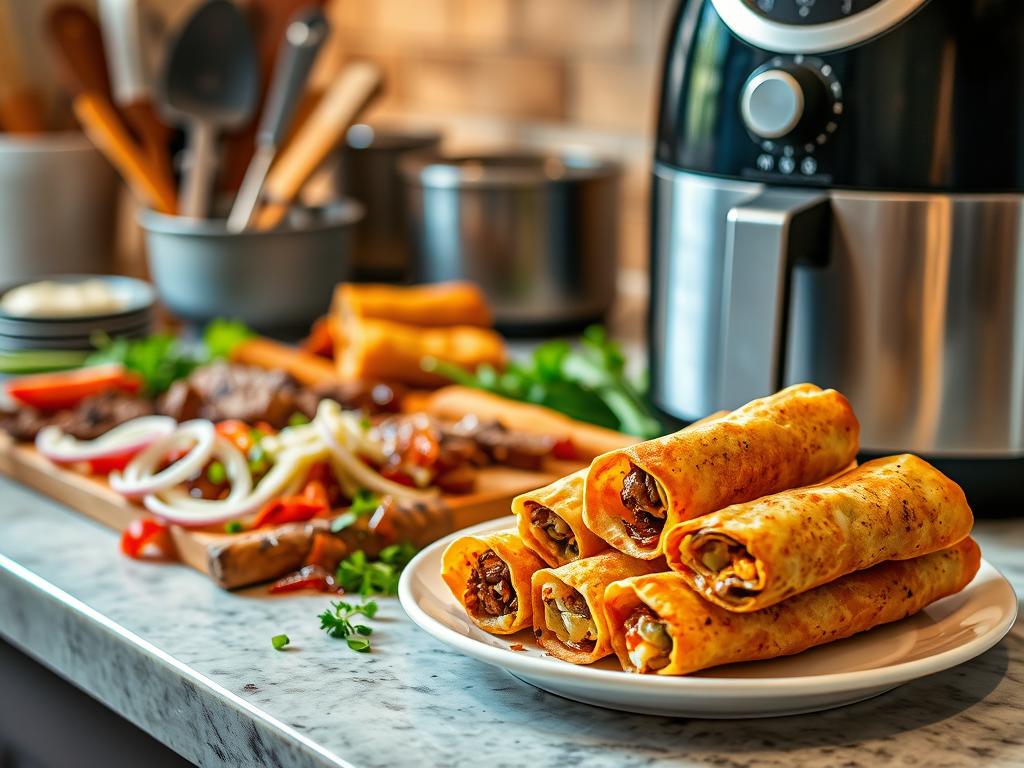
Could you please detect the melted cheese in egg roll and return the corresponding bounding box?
[605,537,980,675]
[530,551,663,664]
[513,470,609,567]
[441,529,545,634]
[664,454,974,611]
[584,384,859,559]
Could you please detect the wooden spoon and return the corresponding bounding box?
[46,5,113,97]
[0,0,47,132]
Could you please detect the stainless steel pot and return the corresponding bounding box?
[400,153,620,333]
[335,124,441,282]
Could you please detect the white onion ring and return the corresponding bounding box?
[142,436,254,525]
[35,416,176,465]
[315,402,435,501]
[109,420,216,498]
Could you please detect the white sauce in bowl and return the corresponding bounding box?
[1,280,128,317]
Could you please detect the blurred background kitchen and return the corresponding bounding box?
[0,0,671,338]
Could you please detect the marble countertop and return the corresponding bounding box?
[1,475,1022,768]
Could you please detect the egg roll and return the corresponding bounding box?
[531,551,664,664]
[605,537,980,675]
[338,316,506,388]
[584,384,859,559]
[333,281,493,327]
[513,470,608,567]
[664,454,974,612]
[441,528,545,634]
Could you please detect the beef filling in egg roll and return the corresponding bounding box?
[605,537,980,675]
[441,529,545,634]
[513,470,608,567]
[531,551,662,664]
[584,384,860,559]
[664,454,974,612]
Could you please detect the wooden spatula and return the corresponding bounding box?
[253,61,382,230]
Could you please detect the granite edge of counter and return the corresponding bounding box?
[0,554,346,768]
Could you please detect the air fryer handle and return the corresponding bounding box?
[719,190,830,409]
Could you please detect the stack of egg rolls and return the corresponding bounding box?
[329,281,506,387]
[440,383,979,675]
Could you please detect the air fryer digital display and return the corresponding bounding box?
[742,0,884,25]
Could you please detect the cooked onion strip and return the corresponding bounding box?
[110,420,216,498]
[35,416,176,466]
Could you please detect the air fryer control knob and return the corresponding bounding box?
[740,64,831,142]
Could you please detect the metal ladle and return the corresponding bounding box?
[159,0,257,218]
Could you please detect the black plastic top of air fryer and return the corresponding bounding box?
[656,0,1024,192]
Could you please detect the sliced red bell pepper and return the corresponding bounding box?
[269,564,337,594]
[551,436,576,461]
[250,480,330,529]
[7,364,142,411]
[86,445,146,475]
[119,518,173,560]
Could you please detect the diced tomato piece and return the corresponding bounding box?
[7,364,142,411]
[269,564,336,594]
[551,437,576,461]
[250,480,331,529]
[215,420,255,454]
[119,518,174,560]
[379,465,415,487]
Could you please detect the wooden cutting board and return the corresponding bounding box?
[0,433,579,589]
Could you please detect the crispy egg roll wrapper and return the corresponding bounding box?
[513,470,609,567]
[512,412,730,567]
[605,537,980,675]
[333,281,493,327]
[441,529,545,634]
[664,454,974,611]
[584,383,859,559]
[531,551,664,664]
[338,316,506,388]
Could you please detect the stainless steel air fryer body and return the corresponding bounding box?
[650,0,1024,504]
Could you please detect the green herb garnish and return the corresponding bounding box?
[206,461,226,485]
[422,324,662,439]
[271,634,290,650]
[335,542,417,596]
[86,319,255,395]
[330,489,382,533]
[318,599,378,652]
[224,520,243,534]
[288,412,311,427]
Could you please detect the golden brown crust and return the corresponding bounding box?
[605,538,980,675]
[531,551,664,664]
[513,469,609,567]
[584,384,860,559]
[337,316,506,387]
[664,454,974,611]
[441,529,545,634]
[333,281,493,327]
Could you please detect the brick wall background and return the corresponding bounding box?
[315,0,679,310]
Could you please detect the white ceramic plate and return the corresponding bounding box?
[399,517,1018,718]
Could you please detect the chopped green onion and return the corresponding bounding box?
[271,634,290,650]
[288,412,311,427]
[206,461,226,485]
[224,520,243,534]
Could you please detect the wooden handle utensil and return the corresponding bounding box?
[73,92,177,214]
[253,61,382,230]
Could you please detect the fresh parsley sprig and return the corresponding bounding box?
[330,489,382,533]
[335,542,417,597]
[318,599,379,652]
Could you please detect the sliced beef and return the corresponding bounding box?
[620,463,665,548]
[0,406,55,442]
[560,589,591,618]
[187,362,300,428]
[444,418,554,471]
[157,380,203,422]
[53,391,154,440]
[295,380,407,418]
[464,549,517,617]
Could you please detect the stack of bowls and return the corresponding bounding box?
[0,275,155,352]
